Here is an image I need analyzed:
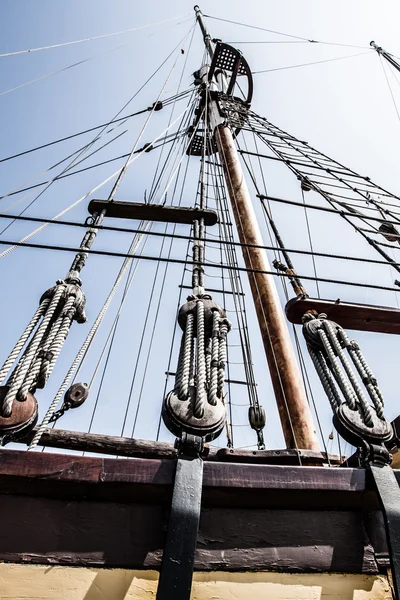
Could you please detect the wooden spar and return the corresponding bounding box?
[214,125,319,450]
[19,427,340,464]
[191,5,319,450]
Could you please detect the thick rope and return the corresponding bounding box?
[195,300,207,418]
[217,318,231,399]
[0,300,50,382]
[28,228,148,450]
[304,314,383,428]
[323,320,373,424]
[308,347,342,411]
[208,310,220,406]
[347,339,385,419]
[1,282,86,416]
[175,312,194,399]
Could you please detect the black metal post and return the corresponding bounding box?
[156,446,204,600]
[368,460,400,599]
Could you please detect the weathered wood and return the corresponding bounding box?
[23,428,178,459]
[0,449,382,509]
[215,124,319,451]
[0,494,378,573]
[214,446,341,466]
[20,427,341,465]
[286,295,400,335]
[88,200,218,226]
[0,449,387,573]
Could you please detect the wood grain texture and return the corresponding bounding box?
[215,124,319,450]
[0,495,379,573]
[0,449,382,509]
[20,427,341,465]
[286,296,400,335]
[0,449,390,573]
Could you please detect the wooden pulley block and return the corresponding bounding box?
[0,386,38,444]
[333,403,393,449]
[163,388,226,443]
[379,222,399,243]
[64,382,89,408]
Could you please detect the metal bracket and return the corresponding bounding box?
[367,458,400,599]
[156,434,204,600]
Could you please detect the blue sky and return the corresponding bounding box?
[2,0,400,455]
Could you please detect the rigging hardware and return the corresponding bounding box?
[49,382,89,423]
[0,387,37,446]
[302,311,400,598]
[156,433,205,600]
[163,294,230,441]
[163,211,230,441]
[379,221,400,243]
[0,207,96,421]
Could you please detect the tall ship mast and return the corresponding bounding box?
[1,4,400,599]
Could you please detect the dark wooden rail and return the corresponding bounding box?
[20,427,340,466]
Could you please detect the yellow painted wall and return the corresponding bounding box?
[0,564,392,600]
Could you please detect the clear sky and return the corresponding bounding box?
[1,0,400,456]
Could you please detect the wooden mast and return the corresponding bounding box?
[194,6,319,451]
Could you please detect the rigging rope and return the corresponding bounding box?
[203,13,371,48]
[28,225,150,449]
[0,132,181,204]
[233,109,400,280]
[303,312,385,427]
[0,38,193,431]
[379,55,400,124]
[0,14,191,58]
[29,37,197,445]
[0,98,197,260]
[252,51,371,74]
[0,130,128,238]
[0,43,131,97]
[0,91,191,165]
[1,236,399,293]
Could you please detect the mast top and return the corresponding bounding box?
[193,5,214,59]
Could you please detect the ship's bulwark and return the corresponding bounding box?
[0,449,394,598]
[0,565,391,599]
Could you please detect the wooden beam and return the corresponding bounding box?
[88,200,218,226]
[23,428,177,459]
[215,124,319,451]
[20,427,340,465]
[0,494,379,573]
[0,449,382,510]
[286,295,400,335]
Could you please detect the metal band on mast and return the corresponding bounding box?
[193,5,319,451]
